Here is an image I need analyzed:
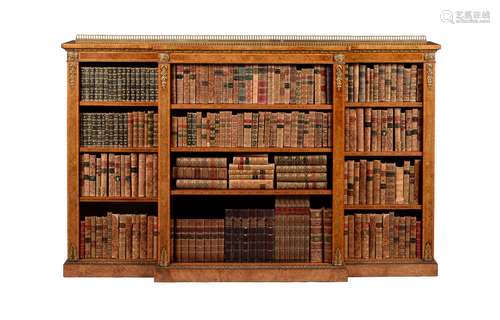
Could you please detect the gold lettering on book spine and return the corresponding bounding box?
[423,241,433,261]
[159,247,168,266]
[67,50,78,88]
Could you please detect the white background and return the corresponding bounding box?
[0,0,498,318]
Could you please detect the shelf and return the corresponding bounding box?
[171,189,332,196]
[64,259,156,277]
[171,147,332,153]
[346,259,438,277]
[345,151,422,157]
[80,147,158,153]
[345,102,423,108]
[171,103,333,110]
[80,101,158,107]
[155,263,347,282]
[344,204,422,210]
[80,197,157,203]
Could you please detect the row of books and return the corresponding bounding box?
[171,111,332,148]
[80,67,158,102]
[172,156,330,190]
[80,111,158,147]
[275,155,328,189]
[345,108,421,152]
[229,155,274,189]
[79,212,158,260]
[344,160,420,205]
[173,219,224,262]
[172,64,332,104]
[344,213,421,259]
[80,153,158,197]
[345,64,423,102]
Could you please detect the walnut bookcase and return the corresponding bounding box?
[62,35,439,281]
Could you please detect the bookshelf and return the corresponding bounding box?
[63,35,439,281]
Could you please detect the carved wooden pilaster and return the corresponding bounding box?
[158,53,171,267]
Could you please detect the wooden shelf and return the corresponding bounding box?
[64,260,156,277]
[344,204,422,210]
[345,151,422,157]
[345,102,423,108]
[171,147,331,153]
[80,147,158,153]
[171,103,333,110]
[346,259,438,277]
[170,262,333,267]
[171,189,332,196]
[80,197,157,203]
[155,264,347,282]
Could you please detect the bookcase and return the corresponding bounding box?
[63,35,440,281]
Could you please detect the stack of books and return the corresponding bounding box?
[228,155,274,189]
[173,157,227,189]
[275,155,328,189]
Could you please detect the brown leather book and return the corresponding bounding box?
[364,108,371,151]
[147,216,154,259]
[353,161,360,204]
[139,215,147,259]
[395,165,404,204]
[95,217,102,258]
[373,160,381,204]
[375,214,383,259]
[369,214,376,259]
[118,215,126,259]
[361,214,369,259]
[366,160,373,205]
[132,215,140,259]
[84,217,91,259]
[405,216,411,258]
[323,209,331,263]
[348,215,355,258]
[382,213,390,259]
[359,160,367,205]
[310,208,323,263]
[354,213,362,259]
[403,161,410,204]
